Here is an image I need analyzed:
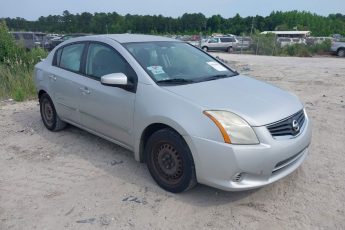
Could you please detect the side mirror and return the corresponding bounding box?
[101,73,128,87]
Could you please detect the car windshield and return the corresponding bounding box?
[123,42,237,85]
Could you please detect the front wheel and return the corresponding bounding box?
[337,48,345,57]
[145,129,197,193]
[202,46,208,52]
[227,47,234,53]
[39,93,67,131]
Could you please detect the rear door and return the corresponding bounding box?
[220,37,237,51]
[78,42,137,147]
[220,37,231,51]
[48,42,86,124]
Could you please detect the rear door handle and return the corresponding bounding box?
[79,87,90,95]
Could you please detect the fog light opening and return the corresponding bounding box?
[232,173,245,182]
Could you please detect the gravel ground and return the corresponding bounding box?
[1,54,345,230]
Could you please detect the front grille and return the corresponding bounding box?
[273,150,304,173]
[267,110,305,137]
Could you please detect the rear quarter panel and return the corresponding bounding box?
[35,61,50,96]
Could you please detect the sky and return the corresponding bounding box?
[0,0,344,20]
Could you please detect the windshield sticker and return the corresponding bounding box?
[207,62,228,72]
[147,66,165,75]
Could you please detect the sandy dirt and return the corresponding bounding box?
[1,54,345,230]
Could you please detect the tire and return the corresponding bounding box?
[337,48,345,57]
[202,46,208,52]
[39,93,67,131]
[145,129,197,193]
[227,47,233,53]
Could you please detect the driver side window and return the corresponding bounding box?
[86,43,136,81]
[209,38,219,43]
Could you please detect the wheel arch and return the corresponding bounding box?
[137,122,188,163]
[38,89,48,99]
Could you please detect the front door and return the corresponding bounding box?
[78,42,137,147]
[208,38,221,50]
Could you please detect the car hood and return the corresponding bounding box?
[162,75,303,126]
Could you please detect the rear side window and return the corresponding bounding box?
[54,49,62,66]
[220,38,229,42]
[59,43,85,72]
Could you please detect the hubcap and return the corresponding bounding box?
[152,143,183,184]
[42,99,54,126]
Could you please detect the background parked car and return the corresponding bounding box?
[201,36,239,52]
[306,37,334,45]
[34,32,52,50]
[10,32,42,49]
[235,36,252,50]
[46,33,61,40]
[332,34,343,41]
[277,37,306,47]
[47,33,88,51]
[330,41,345,57]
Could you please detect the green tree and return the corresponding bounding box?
[1,10,345,36]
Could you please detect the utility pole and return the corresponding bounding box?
[250,17,255,37]
[241,32,244,54]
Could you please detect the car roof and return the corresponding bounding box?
[10,31,35,34]
[78,34,178,43]
[213,36,233,38]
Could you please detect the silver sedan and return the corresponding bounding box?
[35,34,312,193]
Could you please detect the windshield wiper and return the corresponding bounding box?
[200,74,236,82]
[156,78,195,85]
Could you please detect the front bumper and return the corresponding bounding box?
[185,113,312,191]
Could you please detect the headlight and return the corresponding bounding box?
[204,110,259,145]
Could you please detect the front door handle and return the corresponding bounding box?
[79,87,90,95]
[48,75,56,81]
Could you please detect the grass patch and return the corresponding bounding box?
[0,20,47,101]
[0,64,36,101]
[249,33,332,57]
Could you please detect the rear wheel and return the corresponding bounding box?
[145,129,197,193]
[337,48,345,57]
[39,93,67,131]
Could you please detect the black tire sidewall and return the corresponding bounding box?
[338,49,345,57]
[40,94,57,131]
[145,129,195,193]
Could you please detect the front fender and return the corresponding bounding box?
[132,83,225,162]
